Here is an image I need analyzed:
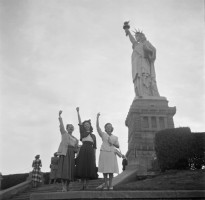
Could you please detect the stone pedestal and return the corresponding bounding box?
[125,96,176,174]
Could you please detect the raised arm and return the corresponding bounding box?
[125,29,136,44]
[96,113,103,137]
[76,107,82,125]
[58,110,66,134]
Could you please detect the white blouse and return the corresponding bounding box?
[100,132,119,152]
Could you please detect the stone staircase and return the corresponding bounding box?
[69,178,104,191]
[9,178,104,200]
[5,176,204,199]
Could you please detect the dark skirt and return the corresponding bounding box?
[75,141,97,179]
[50,166,58,180]
[56,146,75,181]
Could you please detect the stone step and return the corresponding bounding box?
[69,178,104,190]
[30,190,205,200]
[9,178,104,200]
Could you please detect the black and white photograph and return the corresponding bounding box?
[0,0,204,199]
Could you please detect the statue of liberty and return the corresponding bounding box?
[123,22,160,97]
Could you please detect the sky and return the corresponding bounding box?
[0,0,204,176]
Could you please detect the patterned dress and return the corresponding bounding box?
[32,159,42,183]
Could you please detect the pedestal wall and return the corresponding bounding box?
[125,97,176,174]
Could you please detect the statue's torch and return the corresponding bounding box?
[123,21,130,36]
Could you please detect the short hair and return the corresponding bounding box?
[104,123,114,132]
[66,124,74,131]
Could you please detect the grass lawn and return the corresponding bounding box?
[115,169,205,190]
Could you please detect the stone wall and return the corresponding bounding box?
[125,97,176,174]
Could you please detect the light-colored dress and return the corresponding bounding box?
[98,132,119,174]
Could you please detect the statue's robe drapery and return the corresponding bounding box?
[132,40,160,97]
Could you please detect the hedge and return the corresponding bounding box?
[189,132,205,169]
[1,172,50,190]
[155,127,192,171]
[1,173,29,190]
[155,128,205,171]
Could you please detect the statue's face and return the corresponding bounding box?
[135,33,144,42]
[135,33,141,42]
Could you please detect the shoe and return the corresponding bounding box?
[80,185,85,190]
[62,186,67,192]
[103,186,108,190]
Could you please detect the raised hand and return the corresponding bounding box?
[96,112,102,136]
[125,29,130,36]
[76,107,79,112]
[97,112,100,118]
[59,110,62,116]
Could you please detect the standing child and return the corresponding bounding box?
[96,113,119,190]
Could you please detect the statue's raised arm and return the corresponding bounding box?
[123,21,136,44]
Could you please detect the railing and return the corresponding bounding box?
[0,179,32,200]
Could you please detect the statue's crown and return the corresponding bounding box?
[133,29,144,35]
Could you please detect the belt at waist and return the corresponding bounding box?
[82,141,93,145]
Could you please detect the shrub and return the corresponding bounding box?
[155,127,192,171]
[189,132,205,169]
[1,173,29,190]
[1,172,52,189]
[43,172,50,184]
